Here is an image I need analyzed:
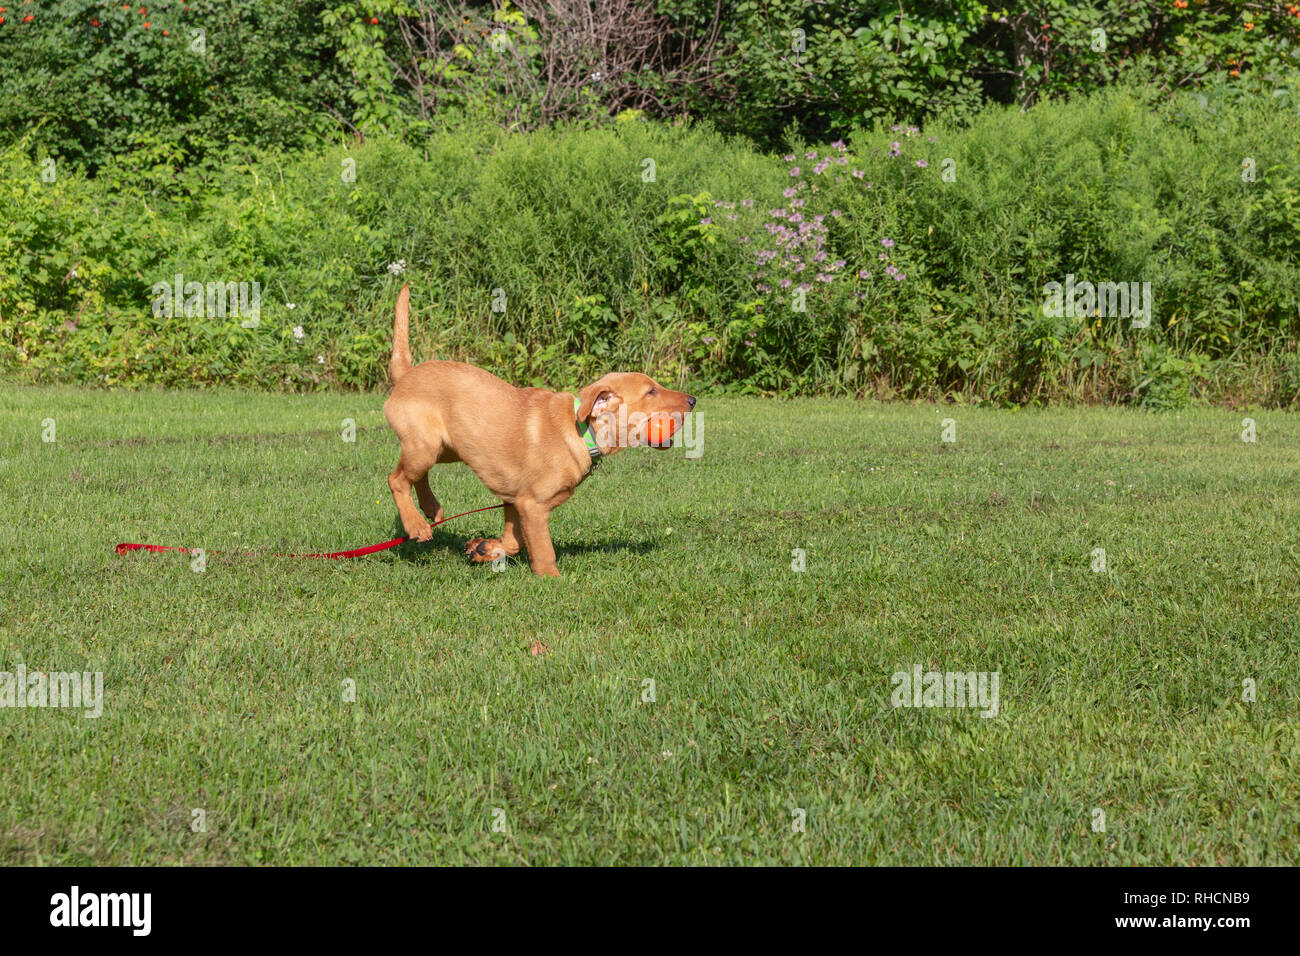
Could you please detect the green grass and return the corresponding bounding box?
[1,385,1297,865]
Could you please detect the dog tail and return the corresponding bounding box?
[389,283,414,383]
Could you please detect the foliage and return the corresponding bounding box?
[652,1,1300,145]
[659,0,993,145]
[7,2,1300,161]
[4,86,1300,407]
[0,0,350,171]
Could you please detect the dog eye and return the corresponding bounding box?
[646,388,658,396]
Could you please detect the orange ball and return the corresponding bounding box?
[647,412,678,446]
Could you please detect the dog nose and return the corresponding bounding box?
[686,395,696,408]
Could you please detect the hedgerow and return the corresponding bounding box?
[4,85,1298,406]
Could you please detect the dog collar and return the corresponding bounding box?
[574,397,602,468]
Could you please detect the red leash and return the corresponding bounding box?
[114,504,506,561]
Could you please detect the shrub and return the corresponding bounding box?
[3,87,1299,407]
[0,0,349,171]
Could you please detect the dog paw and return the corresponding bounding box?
[405,520,433,542]
[465,538,507,563]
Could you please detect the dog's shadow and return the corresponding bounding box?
[387,517,656,566]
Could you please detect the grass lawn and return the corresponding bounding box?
[1,385,1297,865]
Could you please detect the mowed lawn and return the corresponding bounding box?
[1,385,1297,865]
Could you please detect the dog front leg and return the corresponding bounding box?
[466,504,523,564]
[517,501,560,577]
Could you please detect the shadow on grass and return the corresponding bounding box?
[386,517,657,567]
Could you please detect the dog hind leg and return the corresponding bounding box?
[413,474,445,525]
[389,445,438,541]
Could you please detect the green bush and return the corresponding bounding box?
[842,84,1300,403]
[0,0,349,172]
[654,1,1300,146]
[7,2,1300,167]
[3,88,1299,406]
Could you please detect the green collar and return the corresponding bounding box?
[574,397,602,466]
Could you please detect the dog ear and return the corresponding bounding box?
[577,381,621,421]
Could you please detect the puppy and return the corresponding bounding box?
[383,285,695,576]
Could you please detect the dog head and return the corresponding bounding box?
[576,372,695,452]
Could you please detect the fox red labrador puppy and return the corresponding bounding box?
[383,285,695,576]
